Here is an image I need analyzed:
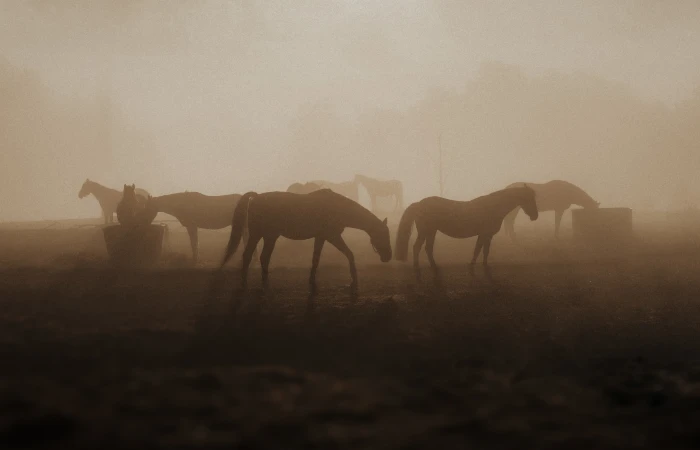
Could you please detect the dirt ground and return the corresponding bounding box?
[2,213,700,448]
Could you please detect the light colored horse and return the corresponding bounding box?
[396,186,538,284]
[503,180,599,240]
[78,179,149,224]
[220,189,392,294]
[354,174,404,212]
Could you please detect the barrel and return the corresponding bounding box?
[571,207,633,243]
[102,224,166,268]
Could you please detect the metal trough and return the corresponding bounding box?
[102,224,166,268]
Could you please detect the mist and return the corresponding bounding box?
[2,0,700,221]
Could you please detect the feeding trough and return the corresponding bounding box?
[572,207,633,243]
[102,224,166,268]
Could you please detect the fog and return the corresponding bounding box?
[2,0,700,221]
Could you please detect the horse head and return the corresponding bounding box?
[122,184,138,202]
[369,217,392,262]
[521,184,539,221]
[78,179,91,199]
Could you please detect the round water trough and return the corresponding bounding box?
[572,207,633,243]
[102,224,166,268]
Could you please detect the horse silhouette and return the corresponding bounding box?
[133,195,159,226]
[116,184,147,226]
[354,174,404,212]
[78,179,149,224]
[286,182,323,195]
[147,192,248,263]
[503,180,599,241]
[308,179,360,202]
[220,189,392,294]
[396,185,538,284]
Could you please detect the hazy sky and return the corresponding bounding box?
[2,0,700,220]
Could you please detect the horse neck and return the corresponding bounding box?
[572,189,597,208]
[340,201,380,233]
[488,190,530,218]
[150,195,182,215]
[90,183,119,202]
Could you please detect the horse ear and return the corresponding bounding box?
[123,184,127,189]
[382,218,388,226]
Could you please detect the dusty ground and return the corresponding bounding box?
[2,213,700,448]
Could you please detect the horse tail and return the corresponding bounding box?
[395,202,419,261]
[503,206,520,240]
[220,191,257,268]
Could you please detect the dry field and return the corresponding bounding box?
[1,212,700,448]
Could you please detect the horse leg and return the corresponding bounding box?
[259,236,278,289]
[470,235,484,274]
[309,237,325,294]
[425,230,441,285]
[240,234,261,290]
[413,230,426,282]
[554,209,564,239]
[328,235,358,293]
[186,226,199,263]
[482,235,493,265]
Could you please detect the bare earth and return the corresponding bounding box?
[1,214,700,449]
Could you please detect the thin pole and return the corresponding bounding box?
[438,133,444,197]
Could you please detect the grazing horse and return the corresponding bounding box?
[309,179,359,202]
[354,174,404,212]
[220,189,392,294]
[147,192,247,263]
[395,186,538,283]
[78,179,150,224]
[503,180,599,241]
[286,182,323,195]
[116,184,147,226]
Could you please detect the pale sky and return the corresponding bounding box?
[2,0,700,220]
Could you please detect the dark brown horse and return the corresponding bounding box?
[78,179,149,224]
[147,192,245,263]
[220,189,392,294]
[395,185,538,283]
[116,184,147,226]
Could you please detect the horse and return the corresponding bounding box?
[309,179,359,202]
[395,185,538,283]
[78,179,150,224]
[503,180,599,241]
[354,174,404,212]
[133,195,159,226]
[147,192,248,263]
[116,184,147,226]
[219,189,392,294]
[286,182,323,195]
